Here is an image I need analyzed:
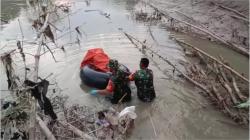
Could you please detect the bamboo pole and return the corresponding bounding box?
[30,6,55,140]
[175,39,249,83]
[29,35,43,140]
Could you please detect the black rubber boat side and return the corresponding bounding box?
[80,64,130,89]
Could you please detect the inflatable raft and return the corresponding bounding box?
[80,64,130,89]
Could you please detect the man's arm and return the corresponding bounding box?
[128,72,136,81]
[94,80,114,95]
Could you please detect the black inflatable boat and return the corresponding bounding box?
[80,64,130,89]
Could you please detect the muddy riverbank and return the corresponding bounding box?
[148,0,249,51]
[0,0,249,139]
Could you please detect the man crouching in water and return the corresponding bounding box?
[129,58,155,102]
[90,59,131,104]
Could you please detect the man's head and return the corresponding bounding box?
[140,58,149,69]
[108,59,119,72]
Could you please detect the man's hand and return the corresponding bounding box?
[90,89,98,96]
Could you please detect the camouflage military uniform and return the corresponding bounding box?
[134,68,155,102]
[108,59,131,104]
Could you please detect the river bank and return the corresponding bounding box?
[148,0,249,51]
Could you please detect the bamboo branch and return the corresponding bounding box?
[38,13,50,37]
[48,22,63,32]
[42,42,57,62]
[175,39,249,83]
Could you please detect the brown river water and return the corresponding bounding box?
[0,0,248,139]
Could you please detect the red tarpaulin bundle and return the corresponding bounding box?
[80,48,110,72]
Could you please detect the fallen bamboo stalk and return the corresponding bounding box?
[58,121,94,140]
[217,4,248,19]
[230,15,249,24]
[211,84,223,102]
[218,76,238,105]
[175,39,249,83]
[147,3,249,57]
[232,77,247,101]
[123,32,211,95]
[36,115,56,140]
[218,66,230,84]
[174,10,205,28]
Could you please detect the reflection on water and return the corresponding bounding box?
[0,0,249,139]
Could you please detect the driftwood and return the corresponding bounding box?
[175,39,249,83]
[147,3,249,57]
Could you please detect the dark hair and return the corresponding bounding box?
[140,58,149,67]
[98,111,105,120]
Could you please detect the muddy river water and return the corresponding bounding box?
[0,0,249,139]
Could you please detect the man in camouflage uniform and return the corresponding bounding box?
[90,59,131,104]
[129,58,155,102]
